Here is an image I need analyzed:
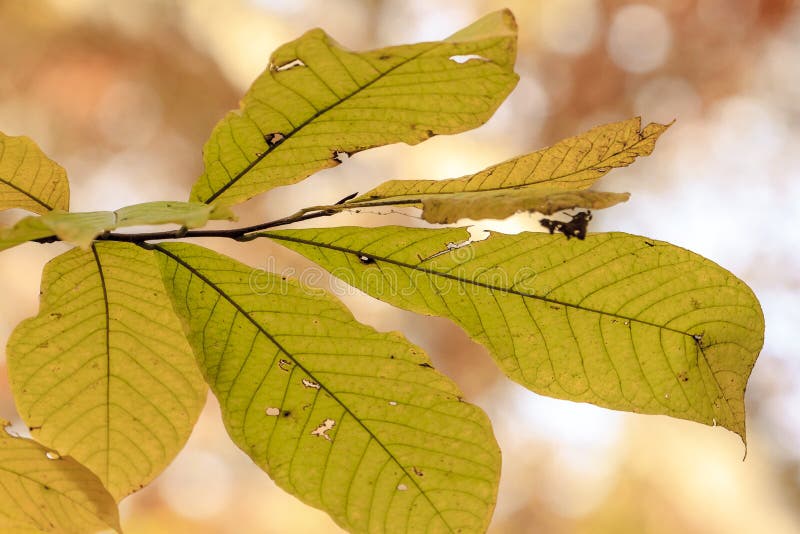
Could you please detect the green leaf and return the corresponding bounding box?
[0,419,120,533]
[154,243,501,533]
[0,201,235,253]
[353,117,670,203]
[0,132,70,215]
[419,189,630,224]
[113,201,236,228]
[0,216,56,253]
[7,242,207,500]
[263,226,764,442]
[190,9,519,207]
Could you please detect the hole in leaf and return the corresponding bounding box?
[388,401,398,406]
[45,451,61,460]
[265,407,280,417]
[273,59,306,72]
[358,254,374,264]
[302,378,321,390]
[278,359,291,371]
[332,151,350,164]
[449,54,491,64]
[265,132,285,147]
[397,483,408,491]
[311,419,336,441]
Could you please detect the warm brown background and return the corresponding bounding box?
[1,1,799,532]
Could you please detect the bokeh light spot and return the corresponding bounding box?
[607,4,672,73]
[538,0,600,56]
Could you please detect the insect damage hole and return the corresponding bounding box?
[265,132,285,146]
[449,54,491,64]
[332,150,350,164]
[265,407,281,416]
[272,58,306,72]
[302,378,321,390]
[397,483,408,491]
[311,418,336,441]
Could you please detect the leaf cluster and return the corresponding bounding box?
[0,10,763,533]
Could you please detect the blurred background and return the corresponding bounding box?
[1,0,799,532]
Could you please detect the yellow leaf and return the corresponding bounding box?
[0,132,70,214]
[265,226,764,443]
[0,428,120,533]
[191,10,519,207]
[155,243,501,533]
[7,242,207,500]
[355,117,670,203]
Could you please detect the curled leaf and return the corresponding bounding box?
[354,117,670,204]
[421,189,630,223]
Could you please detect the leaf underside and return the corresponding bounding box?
[265,226,764,442]
[7,242,207,500]
[0,421,120,533]
[190,9,519,208]
[419,190,630,224]
[155,243,501,534]
[0,132,69,215]
[353,117,670,204]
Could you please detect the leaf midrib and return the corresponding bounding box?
[90,244,112,487]
[0,171,55,212]
[151,244,456,533]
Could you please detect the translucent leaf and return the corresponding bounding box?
[0,215,56,253]
[420,189,630,224]
[265,227,764,442]
[154,243,501,533]
[0,132,69,215]
[354,117,670,203]
[7,242,207,500]
[0,419,120,533]
[113,201,236,228]
[190,9,519,207]
[0,202,235,253]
